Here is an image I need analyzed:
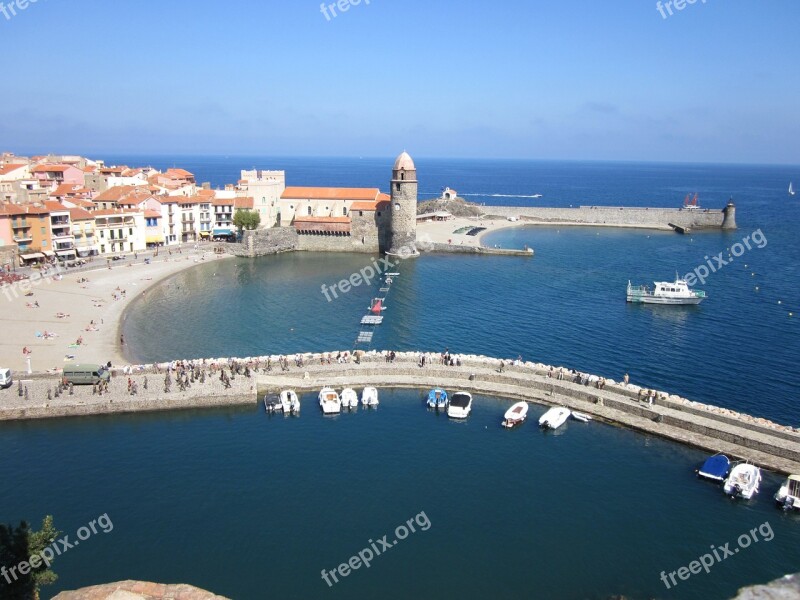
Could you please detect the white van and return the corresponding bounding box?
[0,368,12,389]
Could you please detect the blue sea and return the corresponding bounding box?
[3,157,800,599]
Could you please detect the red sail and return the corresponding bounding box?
[371,300,382,314]
[692,193,698,206]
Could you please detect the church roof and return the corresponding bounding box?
[393,151,415,171]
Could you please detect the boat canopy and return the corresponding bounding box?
[788,475,800,496]
[698,454,730,481]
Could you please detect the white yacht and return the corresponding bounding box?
[627,275,706,305]
[539,406,570,430]
[775,474,800,510]
[361,387,379,407]
[502,402,528,428]
[447,392,473,419]
[341,388,359,410]
[723,463,761,499]
[318,387,341,414]
[281,390,300,414]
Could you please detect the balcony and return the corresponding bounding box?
[13,234,33,243]
[51,217,70,226]
[51,229,72,239]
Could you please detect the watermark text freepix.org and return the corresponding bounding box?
[1,513,114,584]
[1,0,41,22]
[1,261,64,303]
[320,0,370,21]
[660,521,774,590]
[684,228,767,286]
[321,511,431,587]
[656,0,707,20]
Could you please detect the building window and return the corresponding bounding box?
[129,228,133,236]
[359,211,363,217]
[395,203,401,211]
[401,172,405,180]
[343,207,347,216]
[41,227,46,234]
[396,183,400,191]
[42,240,47,247]
[307,206,312,216]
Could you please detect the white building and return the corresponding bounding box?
[240,169,285,228]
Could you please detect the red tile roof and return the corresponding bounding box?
[0,164,28,176]
[234,197,254,209]
[68,207,94,221]
[31,164,72,173]
[281,187,381,201]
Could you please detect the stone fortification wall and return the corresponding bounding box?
[227,228,298,257]
[483,206,728,229]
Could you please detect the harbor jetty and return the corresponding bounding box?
[2,350,798,475]
[480,201,737,231]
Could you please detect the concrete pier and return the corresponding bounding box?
[1,351,796,474]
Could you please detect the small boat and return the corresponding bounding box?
[627,274,706,305]
[263,392,282,413]
[723,463,761,499]
[361,386,379,407]
[539,407,570,430]
[281,390,300,414]
[447,392,473,419]
[775,474,800,510]
[570,411,593,423]
[790,182,795,197]
[426,388,448,409]
[318,387,341,414]
[697,454,730,482]
[502,402,528,428]
[341,388,359,410]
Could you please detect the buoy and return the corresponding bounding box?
[778,301,782,305]
[755,287,759,291]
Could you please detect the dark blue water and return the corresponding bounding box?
[5,158,800,599]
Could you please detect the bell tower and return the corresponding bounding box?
[388,151,418,255]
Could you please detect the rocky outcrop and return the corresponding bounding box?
[417,197,482,218]
[52,580,229,599]
[730,573,800,599]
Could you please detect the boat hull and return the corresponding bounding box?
[539,407,570,430]
[627,295,704,305]
[502,402,528,428]
[723,464,761,499]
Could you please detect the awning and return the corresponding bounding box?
[21,252,44,260]
[42,250,55,257]
[145,235,165,243]
[212,229,233,236]
[56,249,76,256]
[198,231,211,238]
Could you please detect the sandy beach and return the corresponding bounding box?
[0,248,232,374]
[416,216,526,249]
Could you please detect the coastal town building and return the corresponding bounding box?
[239,169,285,228]
[69,207,99,256]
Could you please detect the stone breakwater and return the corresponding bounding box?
[2,351,797,474]
[482,205,736,230]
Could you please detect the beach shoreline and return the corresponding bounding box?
[0,248,233,374]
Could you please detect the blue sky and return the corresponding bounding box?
[1,0,798,163]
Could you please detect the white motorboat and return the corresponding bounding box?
[790,182,795,197]
[570,411,592,423]
[775,474,800,510]
[723,463,762,499]
[318,387,341,414]
[539,406,570,430]
[361,387,379,407]
[341,388,359,410]
[447,392,473,419]
[502,402,528,428]
[281,390,299,414]
[626,275,706,305]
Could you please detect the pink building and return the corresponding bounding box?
[31,164,85,190]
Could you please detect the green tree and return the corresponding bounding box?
[233,209,261,231]
[0,516,60,600]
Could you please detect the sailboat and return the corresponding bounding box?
[790,182,795,197]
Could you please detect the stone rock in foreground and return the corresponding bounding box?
[730,573,800,599]
[52,580,230,600]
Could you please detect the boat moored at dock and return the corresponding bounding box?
[775,475,800,510]
[502,401,528,428]
[264,392,282,413]
[427,388,448,409]
[447,392,473,419]
[319,387,342,414]
[361,387,379,407]
[341,388,359,410]
[626,275,706,305]
[697,454,731,482]
[539,407,570,430]
[724,463,761,499]
[280,390,300,414]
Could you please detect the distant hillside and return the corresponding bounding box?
[417,196,483,218]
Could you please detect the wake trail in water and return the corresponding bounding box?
[460,193,543,199]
